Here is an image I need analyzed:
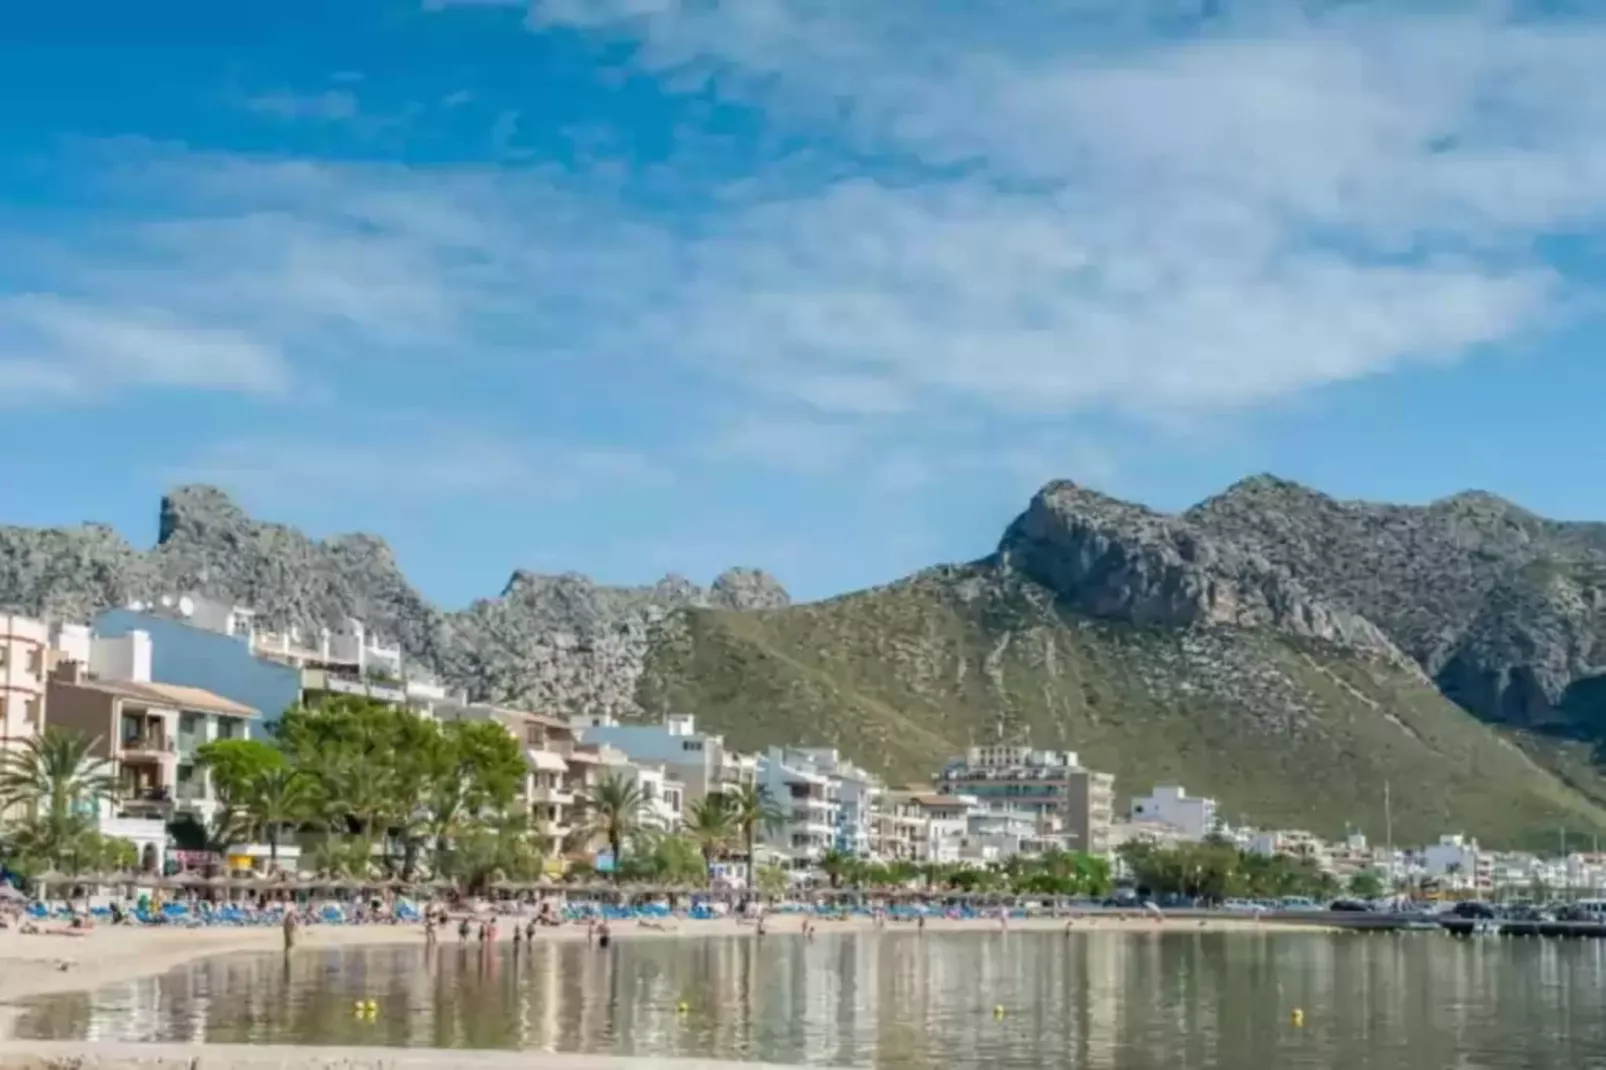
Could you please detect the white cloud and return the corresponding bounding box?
[0,294,290,404]
[511,0,1606,415]
[244,90,360,122]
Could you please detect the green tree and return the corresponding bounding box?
[1347,869,1385,899]
[0,728,118,870]
[246,768,313,868]
[726,784,785,893]
[579,773,649,880]
[755,861,790,899]
[195,738,285,849]
[683,794,736,872]
[818,847,853,889]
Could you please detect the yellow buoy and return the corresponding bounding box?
[353,1001,366,1013]
[677,1001,690,1014]
[993,1005,1006,1018]
[1290,1008,1304,1026]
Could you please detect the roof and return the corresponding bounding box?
[910,793,965,809]
[136,682,257,718]
[55,676,257,718]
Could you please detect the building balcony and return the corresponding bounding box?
[530,786,575,807]
[120,734,174,759]
[118,786,173,815]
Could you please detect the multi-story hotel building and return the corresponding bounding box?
[936,745,1116,855]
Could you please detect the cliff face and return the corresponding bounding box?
[998,480,1409,666]
[1184,475,1606,730]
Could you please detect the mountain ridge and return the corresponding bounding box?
[6,475,1606,845]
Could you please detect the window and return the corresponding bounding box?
[26,647,42,676]
[526,726,545,746]
[180,713,200,735]
[23,697,40,725]
[681,740,704,752]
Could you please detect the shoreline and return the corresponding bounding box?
[0,913,1333,1010]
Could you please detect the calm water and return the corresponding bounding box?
[12,931,1606,1068]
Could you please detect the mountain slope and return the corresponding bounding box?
[639,564,1606,848]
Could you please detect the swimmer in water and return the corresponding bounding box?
[458,917,471,942]
[598,920,612,949]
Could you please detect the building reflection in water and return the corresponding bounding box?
[16,931,1606,1069]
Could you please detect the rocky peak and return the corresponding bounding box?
[998,479,1407,662]
[711,566,791,611]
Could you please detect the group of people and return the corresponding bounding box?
[417,908,615,950]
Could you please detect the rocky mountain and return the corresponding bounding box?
[1185,476,1606,731]
[0,485,789,722]
[5,476,1606,845]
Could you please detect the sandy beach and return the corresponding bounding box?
[0,912,1338,1067]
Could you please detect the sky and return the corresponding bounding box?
[6,0,1606,606]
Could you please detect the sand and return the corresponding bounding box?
[0,912,1338,1067]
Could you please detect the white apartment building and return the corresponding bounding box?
[1422,834,1494,892]
[910,793,977,865]
[787,747,881,858]
[1129,785,1218,841]
[575,713,757,806]
[871,793,930,864]
[1249,828,1325,863]
[615,760,684,831]
[936,745,1115,855]
[757,747,842,867]
[0,615,49,771]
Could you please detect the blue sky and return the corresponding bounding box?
[6,0,1606,606]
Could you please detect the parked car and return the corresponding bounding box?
[1447,901,1499,919]
[1278,896,1321,912]
[1327,898,1373,912]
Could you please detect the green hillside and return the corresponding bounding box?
[638,565,1606,849]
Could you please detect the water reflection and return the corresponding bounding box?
[13,932,1606,1068]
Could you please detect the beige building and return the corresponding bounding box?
[0,615,49,766]
[435,703,633,855]
[870,792,931,863]
[45,660,258,870]
[1064,767,1117,855]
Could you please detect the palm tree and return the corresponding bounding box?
[683,794,736,873]
[580,773,649,881]
[0,728,118,869]
[725,784,784,893]
[818,847,853,889]
[247,769,312,869]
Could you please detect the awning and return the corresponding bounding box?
[526,749,568,772]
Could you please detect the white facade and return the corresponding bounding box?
[576,714,757,805]
[911,793,977,864]
[1129,785,1218,841]
[757,748,843,867]
[1422,834,1492,891]
[617,761,684,830]
[0,615,49,767]
[789,747,881,858]
[962,744,1078,770]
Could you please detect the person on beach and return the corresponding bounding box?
[282,908,299,953]
[424,916,437,948]
[457,917,471,942]
[525,917,538,942]
[586,917,597,944]
[597,919,612,949]
[917,912,926,934]
[512,924,523,948]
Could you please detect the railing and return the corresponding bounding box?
[121,735,174,755]
[120,786,172,806]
